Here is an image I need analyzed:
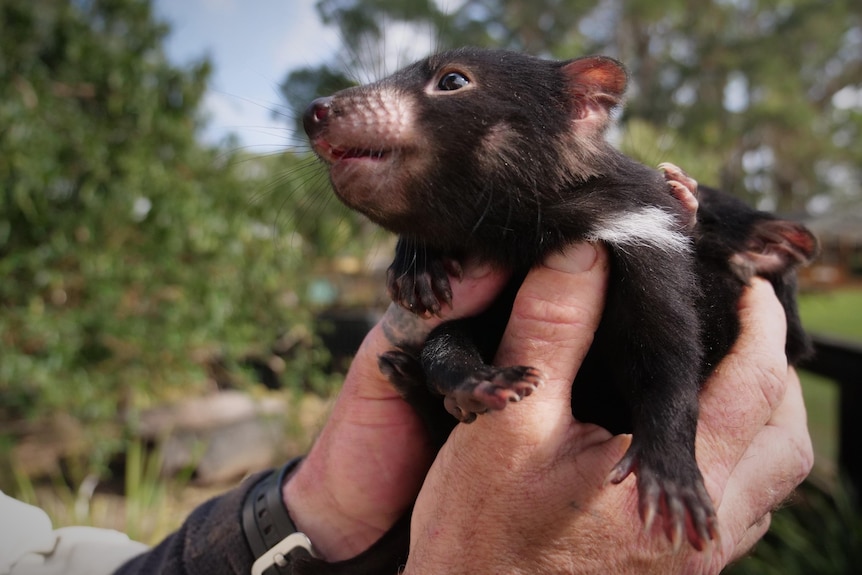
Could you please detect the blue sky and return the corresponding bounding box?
[153,0,340,152]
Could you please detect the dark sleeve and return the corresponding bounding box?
[113,469,412,575]
[113,471,268,575]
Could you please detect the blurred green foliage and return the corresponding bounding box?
[0,0,369,460]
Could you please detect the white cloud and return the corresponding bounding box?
[155,0,336,152]
[275,1,342,74]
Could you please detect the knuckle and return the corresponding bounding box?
[720,348,788,417]
[509,290,600,341]
[752,361,788,414]
[788,427,815,482]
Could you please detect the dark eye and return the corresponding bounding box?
[438,72,470,91]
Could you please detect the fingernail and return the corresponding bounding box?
[545,242,598,274]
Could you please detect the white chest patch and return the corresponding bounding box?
[588,207,691,253]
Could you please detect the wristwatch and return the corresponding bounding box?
[241,455,412,575]
[241,457,318,575]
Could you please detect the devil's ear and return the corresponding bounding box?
[562,56,628,111]
[730,219,819,280]
[562,56,628,133]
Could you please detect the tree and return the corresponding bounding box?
[0,0,337,455]
[608,0,862,212]
[281,0,862,213]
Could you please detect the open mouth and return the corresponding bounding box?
[330,147,388,161]
[314,139,390,163]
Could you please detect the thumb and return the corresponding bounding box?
[493,242,609,427]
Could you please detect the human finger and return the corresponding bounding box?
[492,242,609,429]
[714,368,812,549]
[376,261,512,353]
[697,278,791,485]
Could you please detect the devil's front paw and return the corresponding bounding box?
[386,257,460,316]
[607,442,718,551]
[442,365,544,423]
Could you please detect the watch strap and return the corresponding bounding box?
[242,457,315,574]
[241,456,412,575]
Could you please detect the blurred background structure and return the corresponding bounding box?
[1,0,861,572]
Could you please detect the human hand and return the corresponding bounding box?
[283,259,512,560]
[403,246,813,575]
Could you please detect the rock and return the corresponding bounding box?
[135,391,330,485]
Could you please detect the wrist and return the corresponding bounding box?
[282,451,391,561]
[281,320,434,561]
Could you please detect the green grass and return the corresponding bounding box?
[795,286,862,475]
[794,287,862,477]
[798,287,862,342]
[10,439,194,545]
[798,371,839,475]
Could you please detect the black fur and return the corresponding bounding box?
[304,47,818,556]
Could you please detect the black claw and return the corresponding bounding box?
[386,258,452,316]
[612,442,717,551]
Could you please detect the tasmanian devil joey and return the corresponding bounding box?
[303,47,818,551]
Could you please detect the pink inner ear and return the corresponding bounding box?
[781,225,819,259]
[740,246,801,276]
[561,56,628,104]
[754,220,819,262]
[735,220,819,278]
